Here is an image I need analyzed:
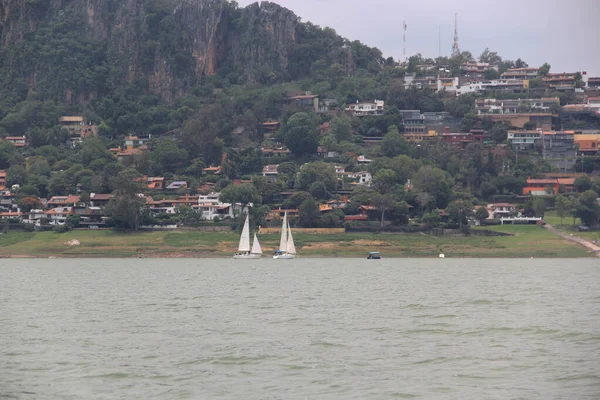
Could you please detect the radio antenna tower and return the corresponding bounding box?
[403,20,407,61]
[452,13,460,57]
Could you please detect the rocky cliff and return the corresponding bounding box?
[0,0,300,101]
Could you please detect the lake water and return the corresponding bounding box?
[1,258,599,400]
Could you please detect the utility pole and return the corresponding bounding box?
[452,13,460,57]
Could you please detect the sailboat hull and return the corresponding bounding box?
[233,253,262,259]
[273,253,295,259]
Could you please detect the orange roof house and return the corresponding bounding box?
[0,170,6,186]
[5,136,28,148]
[523,178,559,195]
[47,195,81,207]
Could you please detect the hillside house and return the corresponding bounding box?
[47,195,81,208]
[542,131,576,171]
[287,93,319,112]
[59,116,98,145]
[507,130,542,149]
[89,193,113,207]
[193,192,240,220]
[345,100,385,117]
[0,170,6,187]
[166,181,188,190]
[5,136,27,148]
[501,67,540,79]
[487,203,518,219]
[262,164,279,181]
[45,207,73,225]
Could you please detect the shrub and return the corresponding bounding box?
[53,224,71,233]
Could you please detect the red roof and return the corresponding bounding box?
[556,178,576,185]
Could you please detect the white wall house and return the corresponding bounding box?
[193,192,244,221]
[346,100,385,117]
[45,207,73,225]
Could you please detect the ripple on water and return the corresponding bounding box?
[1,258,599,400]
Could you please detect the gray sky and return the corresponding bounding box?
[238,0,600,76]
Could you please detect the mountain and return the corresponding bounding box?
[0,0,373,106]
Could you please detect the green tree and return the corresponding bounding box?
[373,168,398,194]
[555,195,571,226]
[309,181,331,200]
[296,162,337,192]
[6,165,27,186]
[0,141,17,169]
[381,125,408,157]
[413,166,453,209]
[575,190,600,227]
[539,62,551,77]
[574,176,592,192]
[373,192,394,228]
[475,207,489,225]
[392,200,410,225]
[219,183,262,219]
[478,48,503,65]
[446,199,474,229]
[282,112,319,156]
[422,211,441,229]
[284,191,313,209]
[150,137,189,174]
[298,198,320,228]
[330,115,353,142]
[532,198,546,218]
[106,169,146,231]
[48,172,70,196]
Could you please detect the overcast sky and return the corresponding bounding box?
[238,0,600,76]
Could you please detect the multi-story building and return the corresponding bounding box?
[542,131,576,171]
[501,67,540,80]
[543,73,577,90]
[399,110,425,133]
[456,79,529,96]
[460,62,498,76]
[475,98,559,114]
[404,74,438,90]
[59,116,98,147]
[0,170,6,187]
[507,130,542,149]
[345,100,385,117]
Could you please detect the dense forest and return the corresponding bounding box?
[1,0,599,231]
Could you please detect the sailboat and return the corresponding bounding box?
[273,212,296,259]
[233,214,262,259]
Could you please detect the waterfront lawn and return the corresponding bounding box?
[0,225,590,258]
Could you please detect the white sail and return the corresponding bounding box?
[238,214,251,252]
[286,222,296,255]
[278,212,288,252]
[251,233,262,254]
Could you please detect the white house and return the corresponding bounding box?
[193,192,244,221]
[340,171,372,186]
[24,209,45,225]
[345,100,385,117]
[45,207,73,225]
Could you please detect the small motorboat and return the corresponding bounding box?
[367,252,382,260]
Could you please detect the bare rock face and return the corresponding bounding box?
[0,0,299,101]
[234,1,298,77]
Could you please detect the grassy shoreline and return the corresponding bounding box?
[0,224,594,258]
